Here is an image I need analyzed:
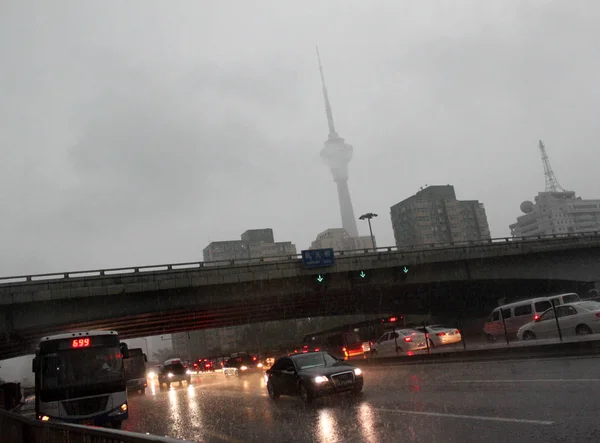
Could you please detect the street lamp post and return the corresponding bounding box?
[359,213,378,251]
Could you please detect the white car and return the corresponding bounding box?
[372,329,428,356]
[517,300,600,341]
[416,325,462,347]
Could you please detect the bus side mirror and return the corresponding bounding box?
[143,354,148,362]
[32,358,37,373]
[120,343,130,359]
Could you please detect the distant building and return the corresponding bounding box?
[310,228,374,252]
[171,332,191,361]
[510,191,600,237]
[203,229,297,262]
[390,185,491,247]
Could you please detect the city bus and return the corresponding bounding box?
[123,348,148,394]
[302,314,434,358]
[32,330,129,428]
[303,316,406,359]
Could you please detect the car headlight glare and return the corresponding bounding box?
[314,375,328,384]
[257,363,263,368]
[240,365,248,371]
[354,368,362,376]
[167,373,174,378]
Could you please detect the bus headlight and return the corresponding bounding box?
[109,403,128,416]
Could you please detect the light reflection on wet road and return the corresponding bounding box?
[124,357,600,442]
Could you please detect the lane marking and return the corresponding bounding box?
[369,407,554,425]
[450,379,600,383]
[204,429,245,443]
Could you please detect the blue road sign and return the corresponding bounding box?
[301,248,335,268]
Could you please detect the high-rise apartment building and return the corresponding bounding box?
[390,185,491,247]
[171,332,191,361]
[510,141,600,237]
[203,229,297,262]
[510,191,600,237]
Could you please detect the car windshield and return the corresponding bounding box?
[41,347,123,389]
[294,353,338,370]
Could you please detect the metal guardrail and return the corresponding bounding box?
[0,408,194,443]
[0,231,598,286]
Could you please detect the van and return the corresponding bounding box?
[484,297,556,341]
[548,292,581,306]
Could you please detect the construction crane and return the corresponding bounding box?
[538,140,565,192]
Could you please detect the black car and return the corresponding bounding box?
[264,351,363,403]
[223,355,261,377]
[158,359,191,388]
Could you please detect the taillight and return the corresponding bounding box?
[595,313,600,318]
[315,348,320,351]
[425,333,429,338]
[534,314,540,320]
[455,330,460,334]
[404,336,412,342]
[436,332,446,337]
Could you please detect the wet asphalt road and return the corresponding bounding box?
[123,356,600,443]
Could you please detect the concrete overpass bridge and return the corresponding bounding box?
[1,233,600,359]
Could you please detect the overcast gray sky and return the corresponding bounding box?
[1,1,599,277]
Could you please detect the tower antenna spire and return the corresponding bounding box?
[316,46,337,138]
[539,140,565,192]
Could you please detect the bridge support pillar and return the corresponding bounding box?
[1,307,13,340]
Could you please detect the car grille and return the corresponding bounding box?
[331,371,354,387]
[62,396,108,416]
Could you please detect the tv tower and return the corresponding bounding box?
[316,47,359,238]
[538,140,566,192]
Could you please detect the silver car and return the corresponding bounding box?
[372,329,428,356]
[416,325,462,347]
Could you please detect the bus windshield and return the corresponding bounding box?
[41,346,123,389]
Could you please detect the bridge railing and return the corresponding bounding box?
[0,408,193,443]
[0,231,598,286]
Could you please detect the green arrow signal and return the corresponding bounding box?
[403,267,408,274]
[359,271,366,278]
[316,275,324,283]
